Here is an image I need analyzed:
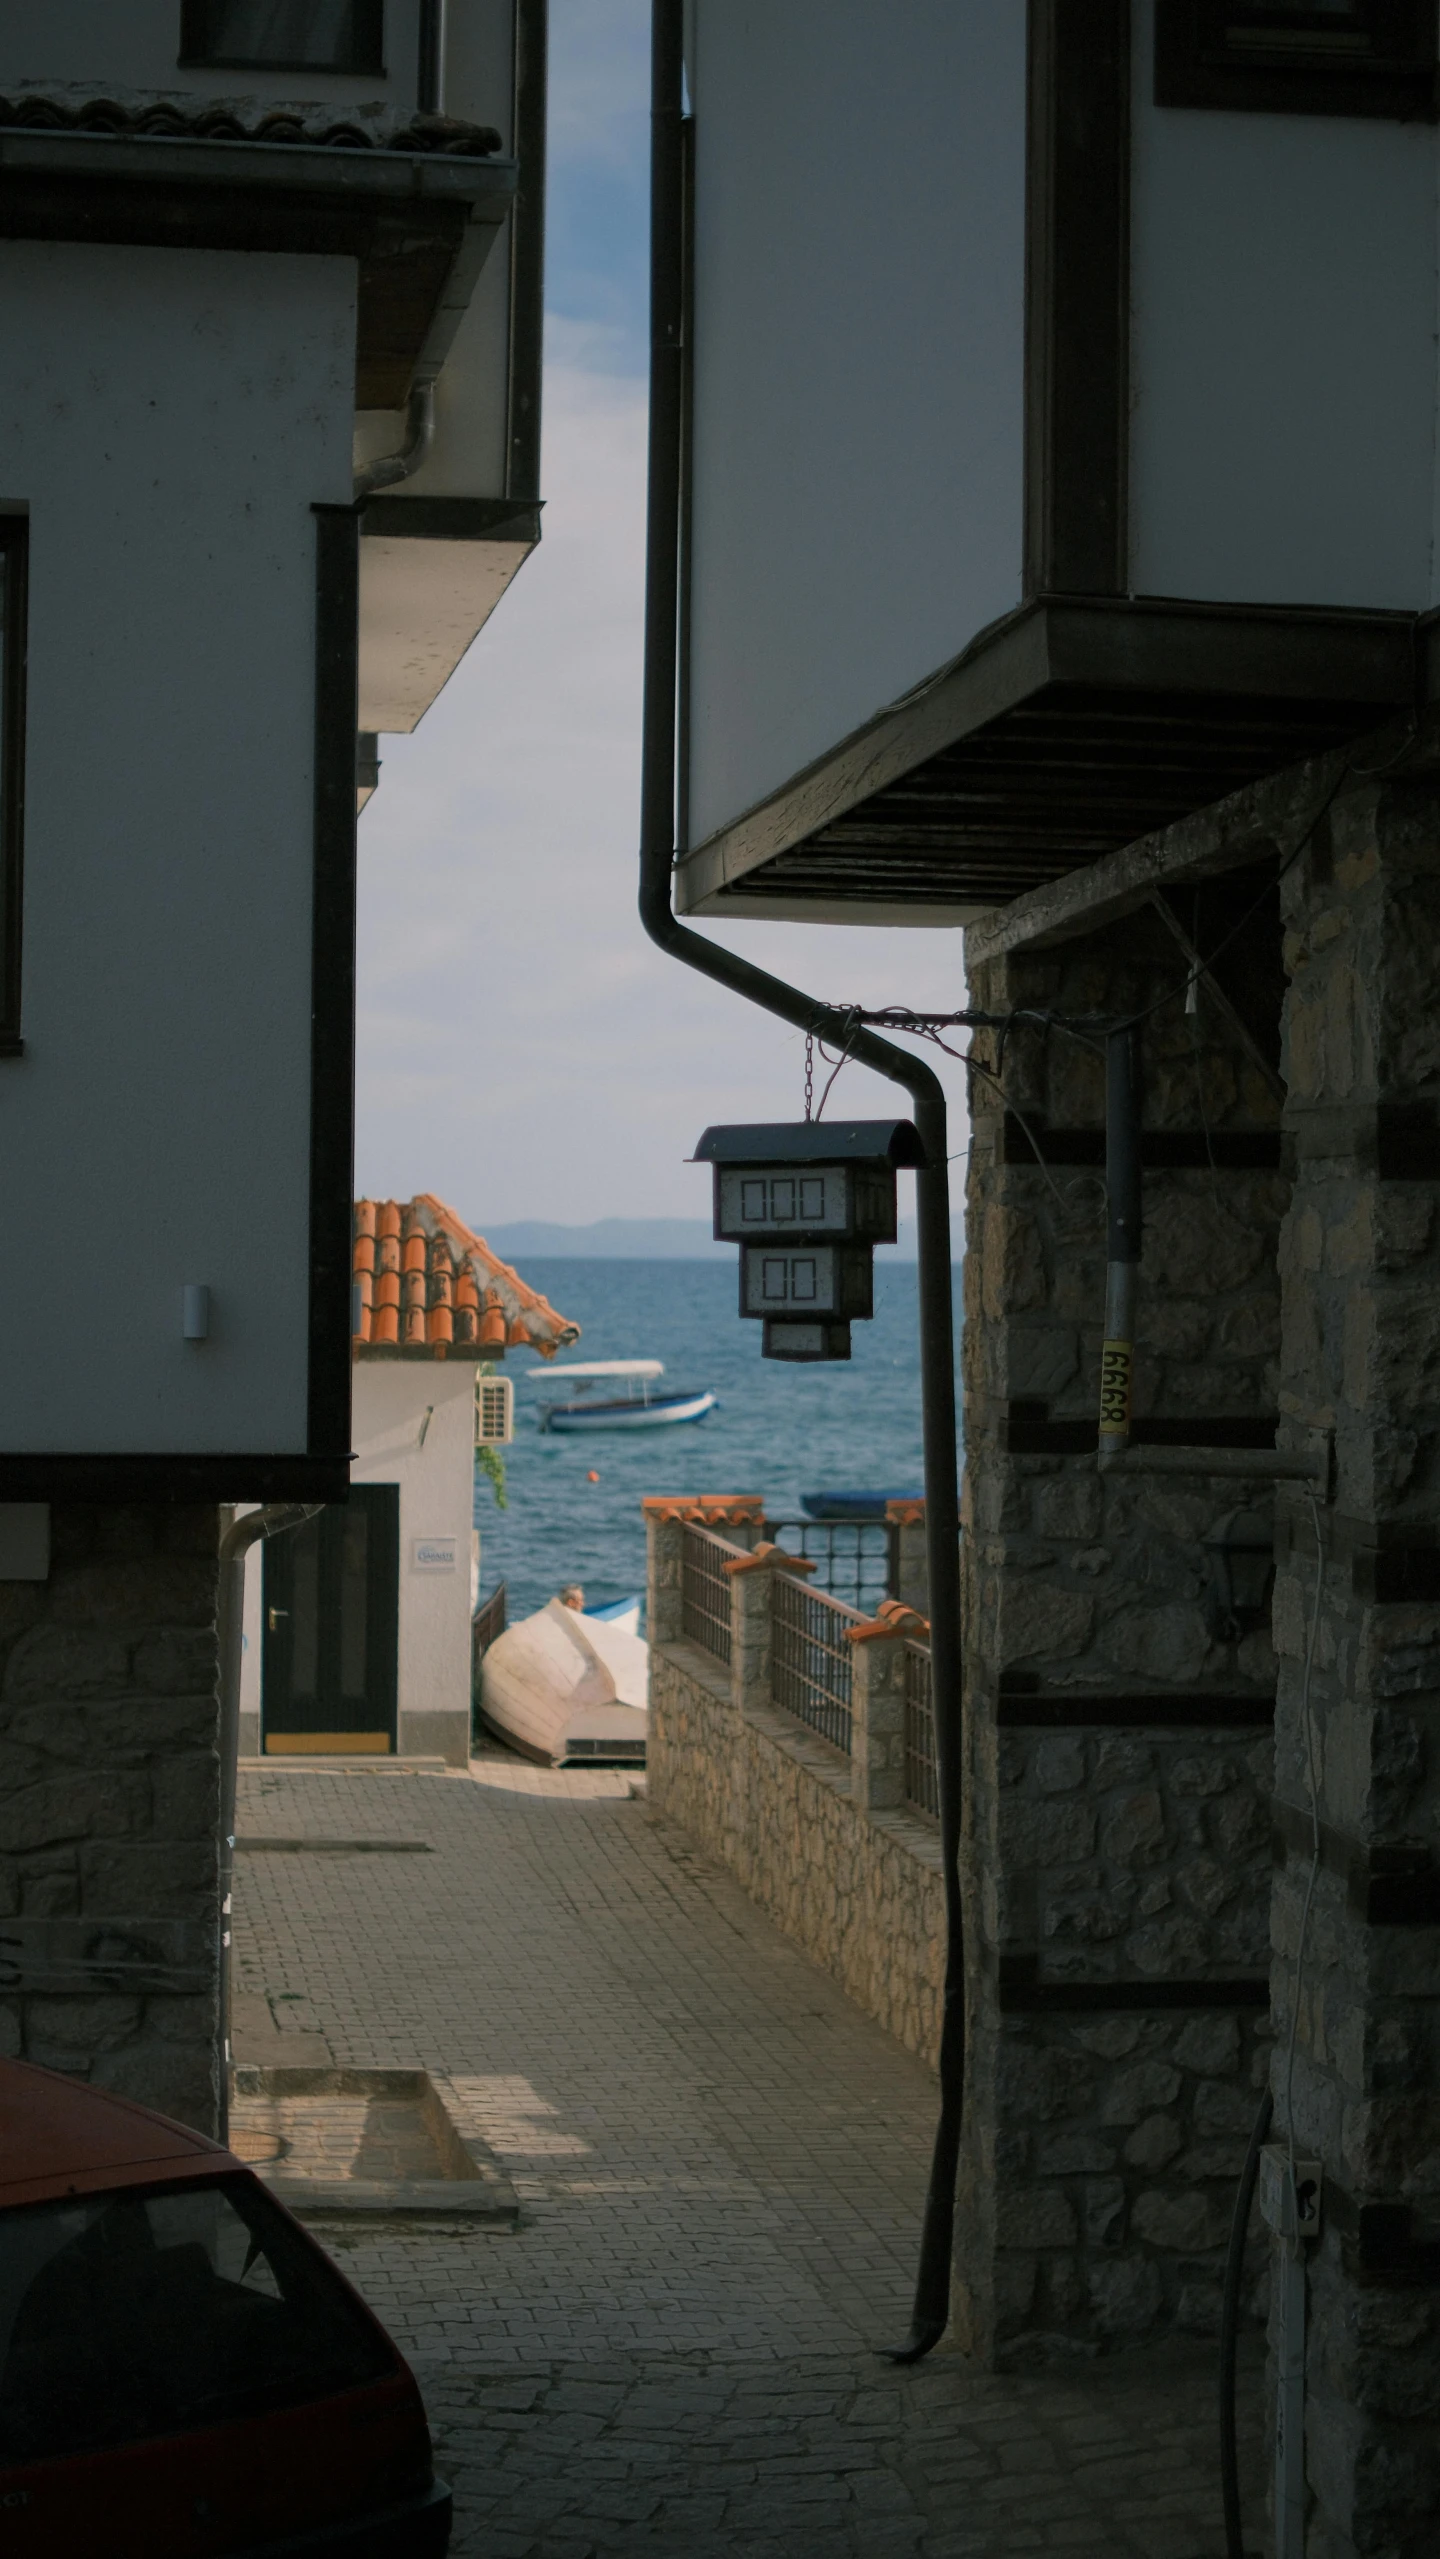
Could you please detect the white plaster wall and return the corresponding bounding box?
[354,1361,476,1744]
[683,0,1027,855]
[238,1360,477,1746]
[0,240,355,1449]
[1,0,425,111]
[1129,7,1439,611]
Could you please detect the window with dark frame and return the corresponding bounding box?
[1155,0,1438,116]
[178,1,384,74]
[0,521,26,1056]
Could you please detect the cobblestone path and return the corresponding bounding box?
[233,1756,1262,2557]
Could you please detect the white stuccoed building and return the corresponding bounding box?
[0,2,547,2132]
[237,1197,577,1768]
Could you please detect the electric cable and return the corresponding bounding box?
[812,1011,862,1121]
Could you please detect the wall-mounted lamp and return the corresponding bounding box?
[1203,1505,1274,1643]
[182,1284,211,1342]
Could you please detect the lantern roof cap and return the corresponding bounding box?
[692,1119,924,1168]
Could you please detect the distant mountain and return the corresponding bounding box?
[479,1216,960,1261]
[481,1218,721,1259]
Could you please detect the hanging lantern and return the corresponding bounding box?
[693,1120,925,1360]
[1202,1506,1276,1642]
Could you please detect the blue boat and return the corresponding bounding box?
[528,1360,719,1434]
[799,1488,924,1522]
[587,1594,643,1624]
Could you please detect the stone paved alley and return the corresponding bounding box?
[233,1756,1262,2556]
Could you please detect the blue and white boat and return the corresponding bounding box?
[528,1360,718,1434]
[587,1594,643,1633]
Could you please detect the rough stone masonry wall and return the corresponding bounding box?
[958,905,1283,2367]
[1273,774,1440,2559]
[648,1638,946,2065]
[0,1504,221,2132]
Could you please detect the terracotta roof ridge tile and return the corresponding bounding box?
[846,1598,931,1643]
[723,1541,815,1578]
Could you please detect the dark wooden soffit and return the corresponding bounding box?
[672,596,1414,921]
[0,131,515,408]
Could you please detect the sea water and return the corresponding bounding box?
[473,1255,960,1624]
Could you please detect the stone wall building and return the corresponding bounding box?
[961,749,1440,2554]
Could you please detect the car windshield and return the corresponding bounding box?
[0,2173,395,2465]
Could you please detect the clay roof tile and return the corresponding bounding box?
[352,1195,579,1363]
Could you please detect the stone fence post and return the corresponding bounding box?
[724,1542,815,1716]
[643,1503,686,1645]
[643,1496,767,1647]
[847,1600,930,1811]
[886,1499,929,1616]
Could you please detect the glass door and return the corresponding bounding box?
[261,1486,399,1754]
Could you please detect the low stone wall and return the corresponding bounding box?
[649,1638,945,2067]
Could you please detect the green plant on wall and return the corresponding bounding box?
[476,1443,508,1510]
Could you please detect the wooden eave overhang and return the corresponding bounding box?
[673,594,1419,923]
[0,126,516,408]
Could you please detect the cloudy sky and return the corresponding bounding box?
[354,0,971,1228]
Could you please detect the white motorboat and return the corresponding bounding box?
[526,1360,718,1433]
[479,1597,648,1765]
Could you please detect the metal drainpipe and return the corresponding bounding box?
[353,382,436,501]
[215,1502,323,2143]
[642,0,965,2361]
[418,0,448,114]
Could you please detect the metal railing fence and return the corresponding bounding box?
[904,1639,939,1820]
[681,1524,735,1664]
[770,1572,861,1755]
[765,1517,897,1614]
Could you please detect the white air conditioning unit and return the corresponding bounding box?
[475,1374,514,1447]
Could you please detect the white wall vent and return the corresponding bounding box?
[476,1375,514,1446]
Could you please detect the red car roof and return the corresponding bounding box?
[0,2058,236,2210]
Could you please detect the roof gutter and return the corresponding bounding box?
[641,0,966,2363]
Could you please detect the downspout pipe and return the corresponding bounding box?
[215,1502,322,2141]
[354,383,436,500]
[418,0,448,115]
[642,0,965,2362]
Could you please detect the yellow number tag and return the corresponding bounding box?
[1098,1338,1132,1442]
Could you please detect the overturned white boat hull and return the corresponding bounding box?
[480,1598,647,1766]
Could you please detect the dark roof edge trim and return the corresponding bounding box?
[693,1120,925,1168]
